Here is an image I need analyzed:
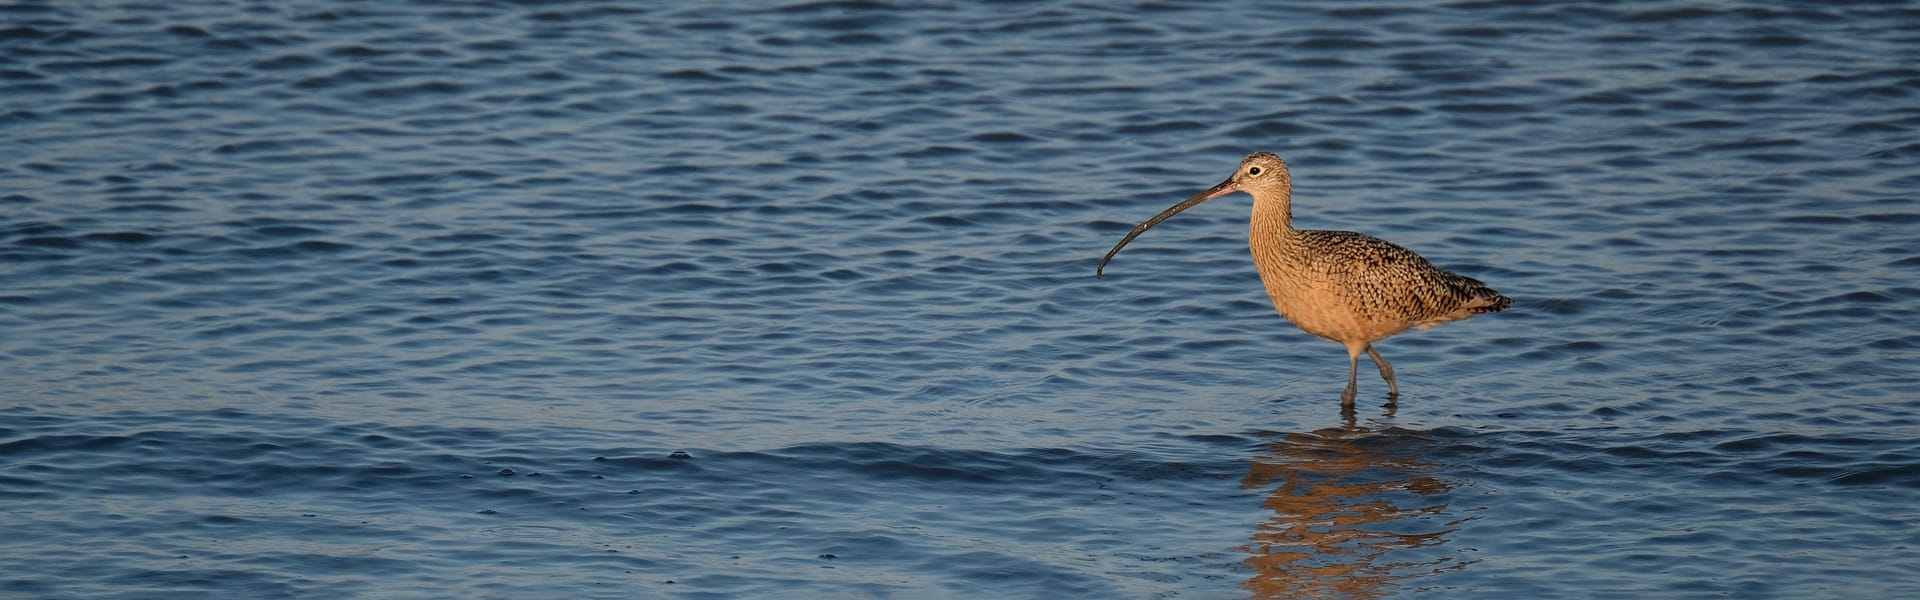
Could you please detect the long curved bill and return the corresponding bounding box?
[1095,178,1239,278]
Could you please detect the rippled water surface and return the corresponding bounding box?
[5,1,1919,597]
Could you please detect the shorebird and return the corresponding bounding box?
[1097,152,1510,405]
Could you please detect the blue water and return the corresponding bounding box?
[4,1,1918,597]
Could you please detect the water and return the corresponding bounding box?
[3,0,1917,597]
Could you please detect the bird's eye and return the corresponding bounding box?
[1248,166,1263,176]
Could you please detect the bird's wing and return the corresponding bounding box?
[1298,230,1506,324]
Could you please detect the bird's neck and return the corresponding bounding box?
[1249,189,1297,249]
[1248,189,1302,299]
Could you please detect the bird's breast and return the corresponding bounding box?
[1252,255,1418,344]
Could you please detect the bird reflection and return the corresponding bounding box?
[1240,419,1470,599]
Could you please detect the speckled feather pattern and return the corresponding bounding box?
[1257,229,1510,343]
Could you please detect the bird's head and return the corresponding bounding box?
[1095,152,1291,278]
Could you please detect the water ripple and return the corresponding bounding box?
[3,0,1918,597]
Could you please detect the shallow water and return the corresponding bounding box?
[4,0,1919,597]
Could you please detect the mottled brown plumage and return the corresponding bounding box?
[1098,152,1510,405]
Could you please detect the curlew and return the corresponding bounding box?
[1097,152,1510,406]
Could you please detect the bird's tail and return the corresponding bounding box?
[1456,274,1511,314]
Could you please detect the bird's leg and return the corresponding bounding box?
[1365,344,1399,399]
[1341,343,1362,407]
